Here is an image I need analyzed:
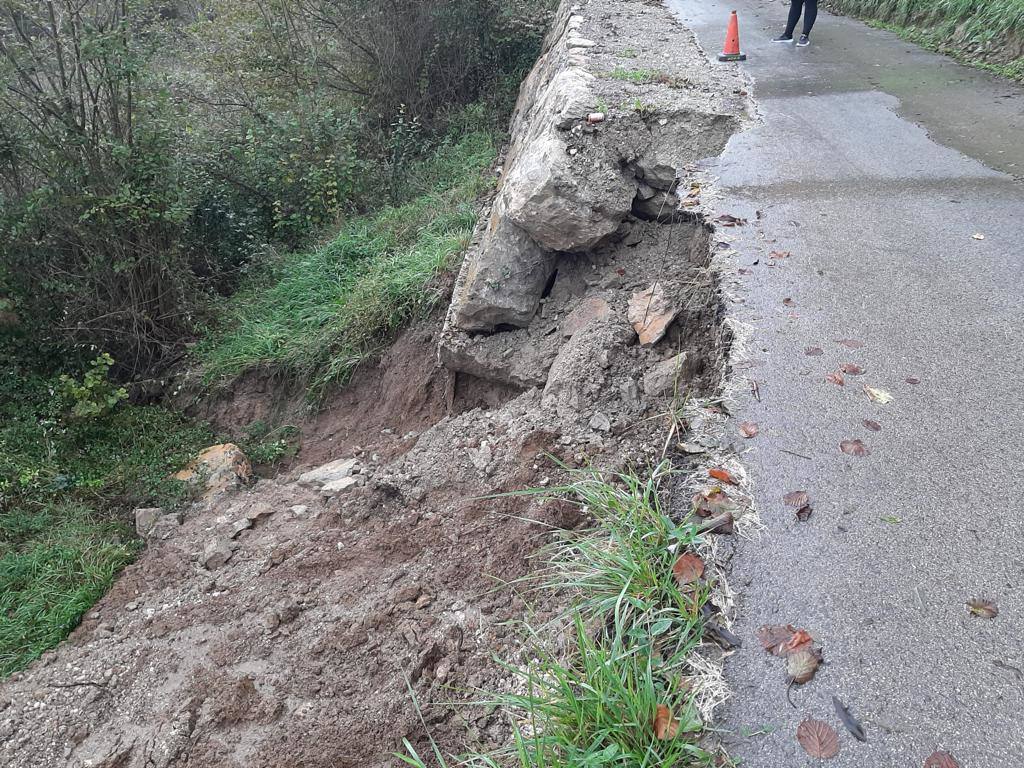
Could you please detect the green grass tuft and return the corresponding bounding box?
[0,361,214,676]
[197,132,498,397]
[0,502,140,676]
[402,463,718,767]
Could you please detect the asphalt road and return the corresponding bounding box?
[665,1,1024,764]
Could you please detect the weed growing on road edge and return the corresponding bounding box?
[401,463,728,767]
[827,0,1024,81]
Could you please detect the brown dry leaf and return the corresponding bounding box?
[708,467,738,485]
[840,439,870,457]
[840,363,865,375]
[784,490,809,508]
[770,250,790,258]
[826,370,845,386]
[756,624,815,656]
[864,385,894,404]
[863,419,882,432]
[653,703,680,740]
[837,338,865,349]
[672,552,705,586]
[797,718,840,759]
[692,488,739,519]
[805,346,824,356]
[787,648,821,684]
[924,751,960,768]
[906,377,921,385]
[756,624,797,655]
[781,629,814,655]
[967,598,998,619]
[739,421,759,438]
[783,297,796,307]
[796,504,813,522]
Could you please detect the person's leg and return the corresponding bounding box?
[802,0,818,35]
[784,0,803,37]
[772,0,802,41]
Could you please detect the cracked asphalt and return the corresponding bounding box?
[665,0,1024,764]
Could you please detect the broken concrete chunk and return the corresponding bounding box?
[643,352,693,397]
[202,538,235,571]
[172,444,252,500]
[134,508,163,537]
[451,213,554,332]
[632,189,681,222]
[502,132,635,252]
[561,296,611,338]
[589,412,611,432]
[229,518,252,539]
[321,475,363,497]
[148,515,183,541]
[628,284,678,346]
[297,457,360,489]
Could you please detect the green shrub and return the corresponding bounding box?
[57,354,129,422]
[197,131,497,395]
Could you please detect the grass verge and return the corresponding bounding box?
[196,131,499,397]
[402,463,724,768]
[826,0,1024,80]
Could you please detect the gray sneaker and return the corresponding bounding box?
[797,34,810,46]
[772,34,794,43]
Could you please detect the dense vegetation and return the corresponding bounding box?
[0,0,552,675]
[827,0,1024,79]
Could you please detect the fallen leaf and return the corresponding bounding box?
[628,284,678,346]
[967,598,998,619]
[756,625,814,656]
[805,346,824,356]
[840,363,865,375]
[787,648,821,683]
[796,504,813,522]
[796,718,840,759]
[708,467,738,485]
[783,490,809,508]
[653,703,680,740]
[924,751,960,768]
[781,629,814,655]
[692,488,739,518]
[880,514,901,524]
[756,624,798,655]
[836,338,864,349]
[832,696,867,742]
[716,213,747,227]
[783,297,796,307]
[863,419,882,432]
[769,250,790,258]
[906,377,920,385]
[739,421,759,438]
[672,552,705,586]
[972,233,985,240]
[863,385,894,404]
[826,371,845,386]
[840,439,870,457]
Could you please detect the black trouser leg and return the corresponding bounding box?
[802,0,818,35]
[783,0,802,37]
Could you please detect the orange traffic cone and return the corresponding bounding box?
[718,11,747,61]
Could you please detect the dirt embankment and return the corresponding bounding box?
[0,2,750,766]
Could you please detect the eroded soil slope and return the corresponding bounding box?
[0,1,750,765]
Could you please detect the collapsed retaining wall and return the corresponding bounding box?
[440,0,751,393]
